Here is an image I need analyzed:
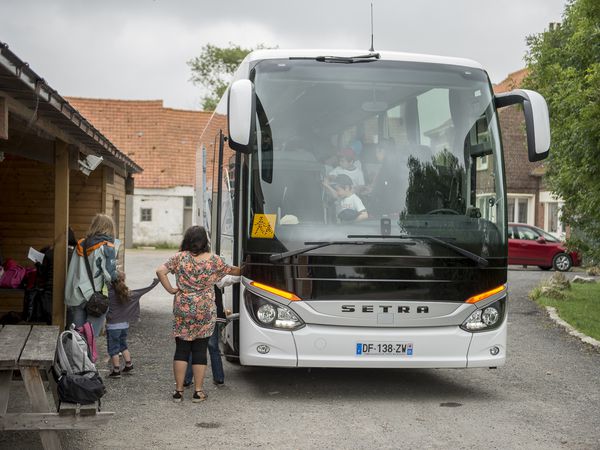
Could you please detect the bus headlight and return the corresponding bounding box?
[245,292,305,331]
[257,304,277,324]
[460,297,506,333]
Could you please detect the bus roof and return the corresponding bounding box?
[244,49,484,71]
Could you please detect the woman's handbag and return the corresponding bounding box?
[82,243,109,317]
[85,292,109,317]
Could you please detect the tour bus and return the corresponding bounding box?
[200,49,550,368]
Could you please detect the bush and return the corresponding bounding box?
[548,272,571,290]
[586,266,600,276]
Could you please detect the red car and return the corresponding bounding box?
[508,223,581,271]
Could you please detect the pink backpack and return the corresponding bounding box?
[0,259,27,289]
[75,322,98,363]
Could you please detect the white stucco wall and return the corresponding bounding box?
[132,186,195,247]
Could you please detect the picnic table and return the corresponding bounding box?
[0,325,113,450]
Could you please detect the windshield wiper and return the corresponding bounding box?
[347,234,489,268]
[269,238,414,262]
[314,53,380,64]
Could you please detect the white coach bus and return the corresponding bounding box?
[200,49,550,368]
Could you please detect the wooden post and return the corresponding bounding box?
[52,140,69,329]
[21,366,62,449]
[0,96,7,140]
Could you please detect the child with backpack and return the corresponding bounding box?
[106,272,159,378]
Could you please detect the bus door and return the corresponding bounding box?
[214,130,237,352]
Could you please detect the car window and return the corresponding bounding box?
[508,226,516,239]
[517,226,540,240]
[537,228,560,242]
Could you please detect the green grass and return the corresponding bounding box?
[533,283,600,341]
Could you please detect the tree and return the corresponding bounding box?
[524,0,600,261]
[188,43,263,111]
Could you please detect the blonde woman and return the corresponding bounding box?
[65,214,120,336]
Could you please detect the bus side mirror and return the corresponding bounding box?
[228,79,256,154]
[495,89,550,162]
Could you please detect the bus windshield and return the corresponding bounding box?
[247,58,506,260]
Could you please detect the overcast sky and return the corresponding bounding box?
[1,0,566,110]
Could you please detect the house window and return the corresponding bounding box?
[141,208,152,222]
[184,196,193,209]
[507,195,533,224]
[476,155,489,171]
[545,202,565,236]
[105,167,115,184]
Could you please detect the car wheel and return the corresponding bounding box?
[553,253,572,272]
[538,266,552,271]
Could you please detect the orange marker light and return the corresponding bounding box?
[250,281,301,301]
[465,285,506,304]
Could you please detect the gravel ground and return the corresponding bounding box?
[2,252,599,449]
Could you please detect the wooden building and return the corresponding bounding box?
[0,41,142,328]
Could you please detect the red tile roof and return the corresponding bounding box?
[66,97,211,188]
[493,68,529,94]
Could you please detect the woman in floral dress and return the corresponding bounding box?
[156,226,241,403]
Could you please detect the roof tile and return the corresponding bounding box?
[66,97,211,189]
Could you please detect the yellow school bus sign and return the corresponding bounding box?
[251,214,276,238]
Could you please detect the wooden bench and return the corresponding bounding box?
[0,324,113,450]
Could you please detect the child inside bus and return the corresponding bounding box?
[323,174,368,222]
[328,148,365,190]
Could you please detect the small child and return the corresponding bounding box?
[106,272,159,378]
[328,148,365,189]
[324,174,368,222]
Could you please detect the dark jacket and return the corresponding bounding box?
[106,278,159,324]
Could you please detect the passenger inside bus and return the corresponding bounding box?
[327,147,366,191]
[323,173,368,223]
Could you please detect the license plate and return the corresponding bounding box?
[356,342,413,356]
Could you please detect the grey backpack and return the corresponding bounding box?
[54,328,97,376]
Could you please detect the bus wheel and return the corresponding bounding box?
[553,253,572,272]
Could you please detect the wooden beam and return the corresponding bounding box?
[101,164,108,213]
[0,370,12,415]
[20,366,62,449]
[0,96,7,139]
[0,411,114,430]
[0,127,55,164]
[52,140,69,329]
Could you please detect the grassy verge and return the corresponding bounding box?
[531,282,600,341]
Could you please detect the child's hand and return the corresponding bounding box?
[168,287,180,295]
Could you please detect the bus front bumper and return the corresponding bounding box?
[239,319,507,368]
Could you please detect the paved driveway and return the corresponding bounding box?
[3,251,599,449]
